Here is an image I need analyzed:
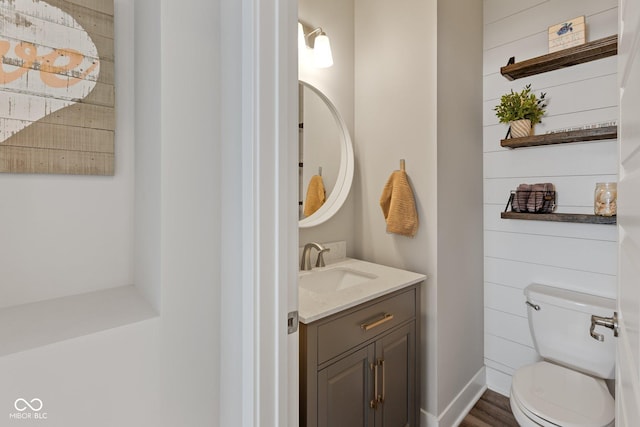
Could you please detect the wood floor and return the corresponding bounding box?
[459,389,519,427]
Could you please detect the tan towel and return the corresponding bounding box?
[512,183,531,212]
[379,170,419,237]
[304,175,326,217]
[527,182,554,212]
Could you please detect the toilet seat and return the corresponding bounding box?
[510,391,555,427]
[510,361,615,427]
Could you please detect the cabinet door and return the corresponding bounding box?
[375,323,416,427]
[317,345,376,427]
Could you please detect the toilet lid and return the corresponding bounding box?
[512,361,615,427]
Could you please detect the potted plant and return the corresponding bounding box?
[494,84,547,138]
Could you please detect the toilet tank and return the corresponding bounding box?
[525,283,616,379]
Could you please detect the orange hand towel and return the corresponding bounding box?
[304,175,326,217]
[379,170,418,237]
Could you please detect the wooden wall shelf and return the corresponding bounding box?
[498,35,619,227]
[501,126,618,148]
[500,35,618,80]
[501,211,616,225]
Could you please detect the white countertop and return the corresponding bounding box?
[298,258,426,323]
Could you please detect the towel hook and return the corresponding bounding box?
[318,166,322,176]
[400,159,405,171]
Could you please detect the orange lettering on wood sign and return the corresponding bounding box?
[0,40,99,87]
[0,41,36,84]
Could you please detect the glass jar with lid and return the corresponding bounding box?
[594,182,617,216]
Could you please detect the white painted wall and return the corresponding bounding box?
[436,0,485,422]
[0,1,135,309]
[354,0,438,416]
[134,0,161,310]
[0,319,163,427]
[354,0,484,424]
[298,0,356,250]
[0,0,232,425]
[483,0,619,396]
[157,0,222,423]
[0,1,163,425]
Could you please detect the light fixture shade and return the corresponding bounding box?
[298,23,306,52]
[313,34,333,68]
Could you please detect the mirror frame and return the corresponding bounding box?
[299,80,354,228]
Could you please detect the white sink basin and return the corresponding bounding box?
[299,267,378,294]
[297,258,427,323]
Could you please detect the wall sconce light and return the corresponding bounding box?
[298,22,333,68]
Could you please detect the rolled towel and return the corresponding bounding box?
[379,170,419,237]
[303,175,326,217]
[512,184,531,212]
[527,182,554,212]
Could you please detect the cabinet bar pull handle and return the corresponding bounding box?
[361,313,394,331]
[370,362,378,409]
[379,359,385,405]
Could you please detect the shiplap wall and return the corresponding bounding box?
[483,0,619,396]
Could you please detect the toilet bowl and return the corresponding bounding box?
[510,284,616,427]
[510,361,614,427]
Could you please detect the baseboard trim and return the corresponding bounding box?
[421,408,437,427]
[420,366,487,427]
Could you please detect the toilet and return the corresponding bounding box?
[510,283,616,427]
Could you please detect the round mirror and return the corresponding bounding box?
[298,81,354,228]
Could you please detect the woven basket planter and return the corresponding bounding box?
[510,119,533,138]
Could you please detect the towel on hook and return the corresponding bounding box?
[304,175,326,217]
[379,169,419,237]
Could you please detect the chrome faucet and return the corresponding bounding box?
[300,242,330,271]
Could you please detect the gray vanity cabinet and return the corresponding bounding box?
[300,284,420,427]
[317,345,375,427]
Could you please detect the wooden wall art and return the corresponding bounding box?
[548,16,586,53]
[0,0,115,175]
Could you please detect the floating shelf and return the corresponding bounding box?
[500,35,618,80]
[501,126,618,148]
[501,211,616,225]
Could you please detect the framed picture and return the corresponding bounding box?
[0,0,115,175]
[548,16,586,53]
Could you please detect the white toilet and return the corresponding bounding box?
[510,283,616,427]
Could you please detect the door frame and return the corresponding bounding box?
[238,0,298,425]
[616,0,640,424]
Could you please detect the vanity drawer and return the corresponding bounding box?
[316,287,416,365]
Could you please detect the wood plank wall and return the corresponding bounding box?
[483,0,619,396]
[0,0,114,175]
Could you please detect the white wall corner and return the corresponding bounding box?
[486,366,513,397]
[420,366,487,427]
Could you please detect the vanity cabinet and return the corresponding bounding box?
[300,284,419,427]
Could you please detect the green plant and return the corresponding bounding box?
[494,84,547,125]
